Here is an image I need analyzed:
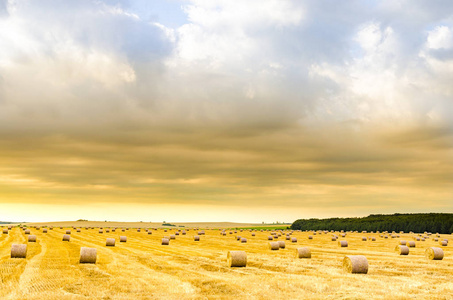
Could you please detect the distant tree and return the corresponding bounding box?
[291,213,453,234]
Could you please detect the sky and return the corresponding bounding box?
[0,0,452,223]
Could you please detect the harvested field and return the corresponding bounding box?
[0,226,452,299]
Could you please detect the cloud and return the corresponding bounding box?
[0,0,452,221]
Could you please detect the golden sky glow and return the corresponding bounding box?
[0,1,452,222]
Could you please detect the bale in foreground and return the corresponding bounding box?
[296,247,311,258]
[269,242,280,250]
[62,234,70,241]
[106,238,115,247]
[395,245,409,255]
[80,247,97,264]
[338,240,348,247]
[120,236,127,242]
[227,251,247,267]
[343,255,368,274]
[11,244,27,258]
[425,247,444,260]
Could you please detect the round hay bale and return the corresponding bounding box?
[268,236,273,240]
[395,245,409,255]
[278,241,285,249]
[291,237,297,243]
[285,235,290,240]
[175,232,179,235]
[408,241,415,247]
[76,229,81,232]
[343,255,368,274]
[28,235,37,242]
[399,240,407,245]
[65,230,71,234]
[241,238,247,243]
[182,231,186,235]
[362,237,367,241]
[338,240,348,247]
[11,244,27,258]
[236,236,241,241]
[120,236,127,242]
[296,247,311,258]
[269,241,280,250]
[2,228,8,234]
[80,247,97,264]
[162,238,170,245]
[332,237,337,241]
[25,229,30,235]
[439,240,448,246]
[370,237,376,241]
[308,235,313,240]
[106,238,115,247]
[251,233,255,236]
[227,251,246,267]
[170,235,176,240]
[425,247,444,260]
[43,229,48,233]
[62,234,70,241]
[194,236,200,241]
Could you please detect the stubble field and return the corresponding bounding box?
[0,224,452,299]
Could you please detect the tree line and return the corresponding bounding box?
[291,213,453,234]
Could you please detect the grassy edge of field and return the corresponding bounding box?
[226,226,290,230]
